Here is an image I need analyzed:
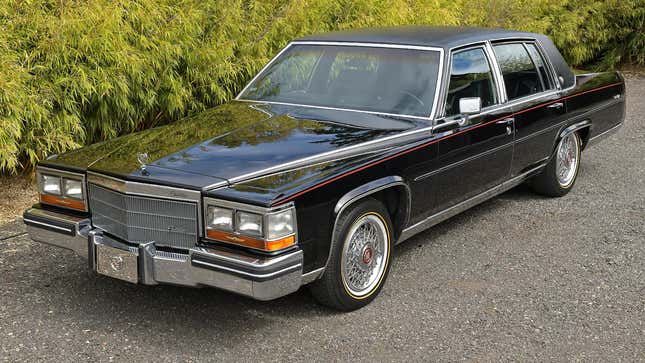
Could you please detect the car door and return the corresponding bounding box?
[409,44,514,222]
[491,41,565,176]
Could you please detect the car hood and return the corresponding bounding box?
[43,102,419,189]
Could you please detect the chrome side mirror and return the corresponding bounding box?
[459,97,481,115]
[432,97,483,133]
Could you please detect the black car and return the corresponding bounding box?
[23,27,626,310]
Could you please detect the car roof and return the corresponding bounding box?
[296,26,539,49]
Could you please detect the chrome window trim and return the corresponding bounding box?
[36,166,88,212]
[441,43,503,118]
[234,99,435,121]
[491,40,557,96]
[202,197,298,246]
[235,41,445,120]
[485,41,508,103]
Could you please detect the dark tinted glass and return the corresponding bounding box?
[493,43,544,100]
[525,43,553,90]
[445,47,497,116]
[239,45,441,117]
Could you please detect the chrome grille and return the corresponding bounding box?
[88,183,198,249]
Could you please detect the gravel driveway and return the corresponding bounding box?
[1,77,643,362]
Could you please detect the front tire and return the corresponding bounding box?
[309,199,393,311]
[530,131,582,197]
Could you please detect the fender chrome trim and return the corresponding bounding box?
[312,176,411,282]
[560,120,591,138]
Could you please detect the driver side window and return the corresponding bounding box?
[445,47,498,116]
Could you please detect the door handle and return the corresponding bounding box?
[547,102,564,109]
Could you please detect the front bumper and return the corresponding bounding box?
[23,207,304,301]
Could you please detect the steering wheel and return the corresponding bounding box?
[398,90,425,107]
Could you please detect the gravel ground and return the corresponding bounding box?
[0,173,36,224]
[1,77,643,362]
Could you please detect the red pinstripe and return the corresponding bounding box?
[272,81,623,206]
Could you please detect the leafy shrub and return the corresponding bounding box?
[0,0,641,172]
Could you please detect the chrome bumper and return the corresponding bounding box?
[23,207,304,301]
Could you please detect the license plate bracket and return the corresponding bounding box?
[96,244,139,284]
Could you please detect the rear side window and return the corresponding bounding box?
[493,43,544,100]
[445,47,498,116]
[525,43,554,91]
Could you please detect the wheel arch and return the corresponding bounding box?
[333,176,411,241]
[307,176,410,282]
[558,120,591,151]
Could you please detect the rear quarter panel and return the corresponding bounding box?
[565,72,626,141]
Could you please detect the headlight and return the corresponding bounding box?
[206,206,233,231]
[63,179,83,199]
[42,175,62,195]
[267,209,294,240]
[236,211,263,236]
[204,198,296,252]
[37,168,87,211]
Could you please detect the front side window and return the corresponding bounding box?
[445,47,498,116]
[239,44,441,118]
[493,43,545,100]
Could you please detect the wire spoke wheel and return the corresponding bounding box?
[340,213,389,298]
[556,133,580,188]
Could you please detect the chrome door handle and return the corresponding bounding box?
[547,102,564,109]
[496,117,514,124]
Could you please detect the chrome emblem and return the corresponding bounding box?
[137,152,150,175]
[110,256,124,272]
[137,152,149,168]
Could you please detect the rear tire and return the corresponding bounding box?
[309,199,393,311]
[530,131,582,197]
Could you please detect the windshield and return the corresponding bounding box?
[238,44,441,118]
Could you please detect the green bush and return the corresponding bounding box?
[0,0,642,173]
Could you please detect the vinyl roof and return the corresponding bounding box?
[296,26,540,49]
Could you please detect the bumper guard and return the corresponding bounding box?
[23,207,304,301]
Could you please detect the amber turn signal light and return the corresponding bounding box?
[40,194,86,211]
[206,229,295,252]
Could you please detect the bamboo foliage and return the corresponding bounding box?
[0,0,641,172]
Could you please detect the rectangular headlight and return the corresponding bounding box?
[207,206,233,231]
[37,169,87,211]
[236,211,263,236]
[63,178,83,199]
[267,209,295,240]
[203,198,297,252]
[41,174,62,195]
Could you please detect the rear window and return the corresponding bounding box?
[493,43,545,100]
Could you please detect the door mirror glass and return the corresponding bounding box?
[459,97,481,115]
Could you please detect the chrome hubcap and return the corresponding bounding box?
[556,133,579,187]
[341,214,389,297]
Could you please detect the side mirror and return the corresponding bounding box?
[432,97,482,133]
[459,97,481,115]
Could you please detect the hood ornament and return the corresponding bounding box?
[137,152,150,176]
